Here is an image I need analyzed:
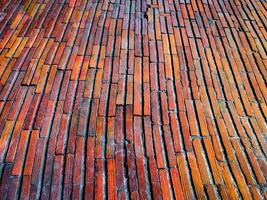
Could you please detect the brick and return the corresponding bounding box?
[0,1,266,199]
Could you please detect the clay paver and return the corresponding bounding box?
[0,0,266,199]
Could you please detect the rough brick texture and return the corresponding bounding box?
[0,0,267,199]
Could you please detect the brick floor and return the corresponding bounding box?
[0,0,267,199]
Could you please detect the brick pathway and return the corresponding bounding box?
[0,0,267,199]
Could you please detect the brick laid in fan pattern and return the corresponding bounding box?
[0,0,267,199]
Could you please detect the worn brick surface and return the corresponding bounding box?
[0,0,267,199]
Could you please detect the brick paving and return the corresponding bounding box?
[0,0,267,199]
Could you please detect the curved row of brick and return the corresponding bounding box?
[0,0,266,199]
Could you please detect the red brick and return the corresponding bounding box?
[0,1,265,199]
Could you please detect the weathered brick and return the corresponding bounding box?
[0,0,266,198]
